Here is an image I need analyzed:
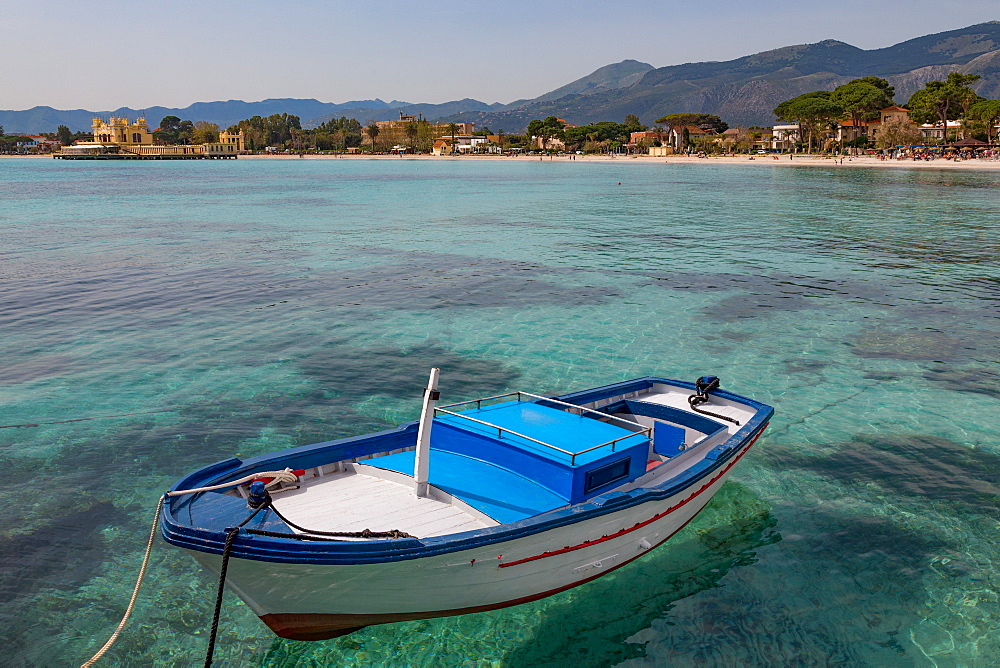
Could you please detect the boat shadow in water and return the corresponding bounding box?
[497,481,780,667]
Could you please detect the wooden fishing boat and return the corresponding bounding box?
[161,372,772,640]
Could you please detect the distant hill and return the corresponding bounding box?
[441,22,1000,130]
[5,23,1000,135]
[518,60,654,106]
[0,98,407,135]
[301,99,504,128]
[0,97,507,135]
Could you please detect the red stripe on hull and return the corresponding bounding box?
[499,424,765,568]
[258,425,767,641]
[261,504,707,640]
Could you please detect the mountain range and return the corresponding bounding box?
[2,22,998,135]
[444,21,1000,130]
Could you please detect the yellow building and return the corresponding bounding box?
[59,118,245,159]
[92,117,154,145]
[219,129,246,151]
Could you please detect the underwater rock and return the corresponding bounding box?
[297,342,521,401]
[849,329,971,362]
[779,433,1000,516]
[922,365,1000,400]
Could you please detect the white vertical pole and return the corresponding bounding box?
[414,367,440,497]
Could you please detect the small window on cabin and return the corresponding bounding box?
[584,457,631,494]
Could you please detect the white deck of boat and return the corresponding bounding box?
[639,388,754,433]
[269,468,493,539]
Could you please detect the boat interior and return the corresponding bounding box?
[217,382,756,540]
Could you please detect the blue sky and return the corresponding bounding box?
[3,0,997,110]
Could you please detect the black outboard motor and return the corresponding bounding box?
[688,376,740,425]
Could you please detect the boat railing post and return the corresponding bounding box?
[414,368,440,498]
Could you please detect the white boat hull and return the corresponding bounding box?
[190,438,752,640]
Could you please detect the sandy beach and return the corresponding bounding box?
[236,152,1000,170]
[8,152,1000,170]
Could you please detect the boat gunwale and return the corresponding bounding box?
[161,377,773,565]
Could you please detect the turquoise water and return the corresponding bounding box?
[1,157,998,666]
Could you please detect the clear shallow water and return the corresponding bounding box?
[1,158,998,666]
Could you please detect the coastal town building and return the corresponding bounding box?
[91,117,154,145]
[432,135,491,155]
[432,139,453,155]
[666,125,714,151]
[219,129,246,152]
[532,136,566,150]
[626,130,670,151]
[835,106,920,145]
[918,120,963,141]
[771,125,800,151]
[57,116,245,159]
[375,112,475,148]
[18,136,62,153]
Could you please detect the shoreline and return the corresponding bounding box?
[240,153,1000,170]
[7,152,1000,170]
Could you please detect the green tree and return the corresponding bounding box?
[56,125,73,146]
[366,122,380,151]
[967,99,1000,142]
[159,116,181,132]
[190,121,220,144]
[907,73,981,143]
[176,120,194,144]
[874,116,922,149]
[526,116,567,150]
[403,121,419,151]
[831,78,895,151]
[773,91,843,152]
[623,114,646,133]
[227,113,301,148]
[154,116,182,144]
[564,121,628,149]
[317,116,363,148]
[654,113,728,133]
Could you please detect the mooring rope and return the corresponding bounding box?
[165,469,299,496]
[204,527,239,668]
[81,496,164,668]
[82,468,409,665]
[80,470,293,665]
[687,394,741,425]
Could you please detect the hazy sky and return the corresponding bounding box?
[3,0,997,110]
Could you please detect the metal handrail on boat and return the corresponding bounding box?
[571,433,649,459]
[433,403,651,465]
[514,391,647,431]
[433,407,574,456]
[438,390,647,431]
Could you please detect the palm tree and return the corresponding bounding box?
[366,122,380,152]
[447,123,459,155]
[404,121,418,152]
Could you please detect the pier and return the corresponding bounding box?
[54,152,236,160]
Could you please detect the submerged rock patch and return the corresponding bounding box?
[780,433,1000,516]
[849,329,985,362]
